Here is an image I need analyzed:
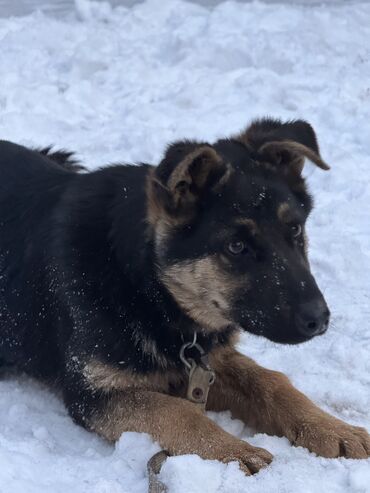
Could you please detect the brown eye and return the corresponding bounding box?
[228,240,246,255]
[291,224,302,238]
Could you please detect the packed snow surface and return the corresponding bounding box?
[0,0,370,492]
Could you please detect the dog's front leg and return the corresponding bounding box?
[67,388,272,474]
[207,347,370,459]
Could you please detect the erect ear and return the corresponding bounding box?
[237,118,330,177]
[147,141,231,226]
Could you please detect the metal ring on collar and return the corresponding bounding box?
[180,333,206,370]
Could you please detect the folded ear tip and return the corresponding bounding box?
[319,161,330,171]
[304,156,330,171]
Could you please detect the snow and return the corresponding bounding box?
[0,0,370,491]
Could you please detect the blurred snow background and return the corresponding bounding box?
[0,0,369,492]
[0,0,361,18]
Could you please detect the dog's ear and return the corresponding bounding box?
[147,141,230,225]
[237,118,330,177]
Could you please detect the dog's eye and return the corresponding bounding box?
[291,224,302,238]
[227,240,246,255]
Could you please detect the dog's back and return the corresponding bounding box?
[0,141,80,218]
[0,140,149,379]
[0,141,79,375]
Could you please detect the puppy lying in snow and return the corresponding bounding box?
[0,118,369,474]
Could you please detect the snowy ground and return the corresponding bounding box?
[0,0,370,492]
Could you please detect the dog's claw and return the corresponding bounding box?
[218,441,273,475]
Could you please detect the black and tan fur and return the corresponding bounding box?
[0,119,369,475]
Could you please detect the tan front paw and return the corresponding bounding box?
[293,415,370,459]
[209,440,273,475]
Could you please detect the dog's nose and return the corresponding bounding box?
[295,299,330,337]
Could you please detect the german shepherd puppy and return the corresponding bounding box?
[0,119,369,475]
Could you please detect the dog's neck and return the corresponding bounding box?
[132,261,236,367]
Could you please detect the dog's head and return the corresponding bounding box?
[147,118,330,344]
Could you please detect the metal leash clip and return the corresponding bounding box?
[180,332,216,410]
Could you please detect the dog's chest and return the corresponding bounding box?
[83,358,186,395]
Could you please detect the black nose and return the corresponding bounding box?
[295,299,330,337]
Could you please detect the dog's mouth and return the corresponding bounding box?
[266,330,326,345]
[241,325,326,345]
[237,311,329,345]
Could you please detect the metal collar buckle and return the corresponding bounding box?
[180,332,216,409]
